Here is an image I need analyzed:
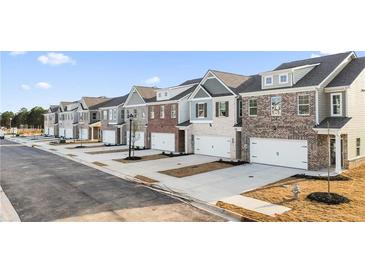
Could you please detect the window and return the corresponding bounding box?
[197,103,206,118]
[238,100,243,117]
[103,110,108,120]
[120,110,124,120]
[279,73,289,84]
[356,138,361,157]
[265,76,273,86]
[109,109,113,121]
[112,109,117,120]
[92,112,97,120]
[158,92,161,98]
[126,110,129,118]
[160,105,165,118]
[331,93,342,116]
[298,95,310,115]
[165,92,168,97]
[150,106,155,119]
[133,109,137,118]
[249,99,258,116]
[142,111,145,118]
[171,104,176,118]
[216,101,228,117]
[271,96,282,116]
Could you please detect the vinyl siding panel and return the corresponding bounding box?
[190,99,212,121]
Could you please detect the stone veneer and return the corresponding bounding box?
[241,90,330,170]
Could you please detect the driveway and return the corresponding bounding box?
[0,139,223,221]
[158,163,302,203]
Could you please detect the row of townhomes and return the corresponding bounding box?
[44,52,365,173]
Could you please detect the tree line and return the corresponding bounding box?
[0,107,47,128]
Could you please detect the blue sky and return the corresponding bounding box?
[1,51,364,112]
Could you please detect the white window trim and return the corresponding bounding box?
[264,75,273,86]
[248,98,258,117]
[356,138,361,157]
[171,105,176,119]
[279,73,289,84]
[218,101,227,117]
[197,103,206,119]
[150,106,155,119]
[271,96,282,117]
[297,94,310,116]
[331,93,342,117]
[160,105,165,119]
[238,100,243,118]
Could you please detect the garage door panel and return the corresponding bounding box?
[103,130,116,145]
[250,138,308,169]
[127,131,144,147]
[151,133,175,152]
[49,127,54,136]
[79,128,89,140]
[65,128,73,139]
[59,128,65,137]
[194,135,231,158]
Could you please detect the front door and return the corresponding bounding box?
[330,138,344,167]
[178,130,185,153]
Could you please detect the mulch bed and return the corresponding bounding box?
[66,144,106,150]
[113,154,168,163]
[85,148,129,155]
[293,174,351,181]
[92,161,108,167]
[159,161,233,178]
[134,175,159,184]
[307,192,350,205]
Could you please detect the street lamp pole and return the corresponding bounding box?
[128,114,134,159]
[9,118,13,136]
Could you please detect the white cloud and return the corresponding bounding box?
[310,53,321,58]
[145,76,160,86]
[310,50,343,58]
[37,52,76,66]
[35,82,52,90]
[20,84,31,91]
[9,51,27,56]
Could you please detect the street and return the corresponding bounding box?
[0,139,222,221]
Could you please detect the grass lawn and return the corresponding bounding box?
[217,164,365,222]
[92,161,108,167]
[159,161,232,178]
[135,175,159,184]
[113,154,168,163]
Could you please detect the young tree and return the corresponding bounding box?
[0,111,15,128]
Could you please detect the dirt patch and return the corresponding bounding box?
[92,161,108,167]
[113,154,168,163]
[159,161,232,178]
[86,148,129,155]
[51,140,100,146]
[217,164,365,222]
[135,175,159,184]
[66,144,105,150]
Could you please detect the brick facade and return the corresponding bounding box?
[241,90,329,170]
[147,103,184,152]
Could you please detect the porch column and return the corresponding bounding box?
[184,129,188,153]
[335,132,342,174]
[91,127,94,140]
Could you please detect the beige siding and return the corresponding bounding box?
[293,66,315,84]
[318,90,347,122]
[345,69,365,160]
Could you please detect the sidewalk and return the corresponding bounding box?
[0,185,21,222]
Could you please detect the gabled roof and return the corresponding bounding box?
[49,105,59,113]
[146,84,198,103]
[326,57,365,87]
[134,86,158,100]
[178,78,202,86]
[90,94,129,109]
[238,52,355,93]
[81,96,109,108]
[210,70,251,95]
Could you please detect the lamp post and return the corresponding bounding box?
[9,118,13,136]
[128,113,134,159]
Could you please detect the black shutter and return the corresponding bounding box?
[216,102,219,117]
[195,104,198,118]
[225,101,229,117]
[204,103,207,118]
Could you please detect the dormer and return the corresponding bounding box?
[156,89,171,101]
[260,63,320,89]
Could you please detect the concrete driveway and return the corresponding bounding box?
[158,163,302,203]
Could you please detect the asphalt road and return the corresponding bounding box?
[0,139,222,221]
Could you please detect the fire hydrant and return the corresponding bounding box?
[292,184,301,200]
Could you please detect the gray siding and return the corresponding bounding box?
[127,91,145,105]
[194,87,210,99]
[293,66,315,84]
[318,90,346,123]
[262,72,293,89]
[190,99,213,121]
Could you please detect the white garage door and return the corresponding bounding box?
[79,128,89,140]
[49,127,54,136]
[59,128,65,137]
[194,135,231,158]
[65,128,73,139]
[127,131,145,148]
[151,133,175,152]
[250,138,308,170]
[44,127,49,135]
[103,130,116,145]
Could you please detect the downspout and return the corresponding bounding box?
[315,87,320,125]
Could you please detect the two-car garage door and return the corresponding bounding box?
[103,130,116,145]
[151,133,175,152]
[250,138,308,170]
[194,135,231,158]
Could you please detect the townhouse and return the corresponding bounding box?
[96,95,128,145]
[58,101,79,139]
[147,79,201,152]
[77,96,109,140]
[183,70,250,159]
[123,86,157,148]
[44,105,59,136]
[238,52,365,173]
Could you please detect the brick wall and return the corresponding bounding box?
[241,90,327,170]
